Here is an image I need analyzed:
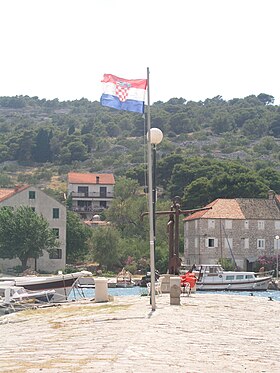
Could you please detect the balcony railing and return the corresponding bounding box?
[71,192,113,199]
[71,206,105,213]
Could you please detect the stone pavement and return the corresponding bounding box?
[0,293,280,372]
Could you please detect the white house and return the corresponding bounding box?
[68,172,115,219]
[0,185,66,273]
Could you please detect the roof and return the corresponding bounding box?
[184,197,280,221]
[0,185,29,203]
[68,172,115,185]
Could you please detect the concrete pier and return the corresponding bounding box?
[0,293,280,372]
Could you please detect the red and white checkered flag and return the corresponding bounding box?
[115,81,131,102]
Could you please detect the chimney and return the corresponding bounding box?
[96,176,100,184]
[268,190,275,200]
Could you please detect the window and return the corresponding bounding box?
[274,238,280,250]
[29,191,36,199]
[208,219,215,229]
[258,220,265,230]
[275,221,280,230]
[224,220,232,229]
[245,274,253,279]
[244,238,249,249]
[78,186,88,196]
[244,220,249,229]
[206,238,217,248]
[53,208,59,219]
[236,275,244,280]
[226,275,234,281]
[208,238,215,247]
[100,201,107,208]
[224,238,233,250]
[257,239,265,249]
[49,249,62,259]
[100,186,107,198]
[52,228,59,238]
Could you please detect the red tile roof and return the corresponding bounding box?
[68,172,115,185]
[0,185,29,202]
[184,199,245,221]
[185,197,280,221]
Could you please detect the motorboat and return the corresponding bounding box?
[0,282,56,303]
[0,282,56,316]
[185,264,272,291]
[115,269,135,288]
[0,271,92,301]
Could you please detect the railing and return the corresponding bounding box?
[255,270,274,277]
[71,192,113,199]
[71,207,105,213]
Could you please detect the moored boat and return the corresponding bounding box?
[115,269,135,288]
[0,282,56,303]
[190,264,272,291]
[0,271,92,301]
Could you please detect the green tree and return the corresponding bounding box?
[0,173,12,187]
[114,177,139,201]
[106,195,147,238]
[89,227,121,271]
[66,211,92,263]
[182,177,212,208]
[32,128,52,163]
[0,206,58,270]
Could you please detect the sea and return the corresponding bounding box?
[70,286,280,302]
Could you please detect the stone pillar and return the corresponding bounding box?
[160,274,172,293]
[94,277,108,302]
[170,276,181,305]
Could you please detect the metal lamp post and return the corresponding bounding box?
[147,127,163,310]
[275,235,279,281]
[149,128,163,243]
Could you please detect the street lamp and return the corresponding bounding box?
[147,127,163,309]
[275,235,279,281]
[149,128,164,241]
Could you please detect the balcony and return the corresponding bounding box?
[71,192,113,199]
[71,206,105,213]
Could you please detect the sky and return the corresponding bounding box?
[1,0,280,105]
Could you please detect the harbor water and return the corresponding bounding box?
[70,286,280,302]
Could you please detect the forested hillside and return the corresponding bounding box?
[1,93,280,208]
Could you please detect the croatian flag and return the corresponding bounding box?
[100,74,147,114]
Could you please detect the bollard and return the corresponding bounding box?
[170,276,181,305]
[94,277,108,302]
[4,287,11,304]
[160,274,172,293]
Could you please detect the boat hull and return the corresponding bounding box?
[0,271,92,301]
[196,276,271,291]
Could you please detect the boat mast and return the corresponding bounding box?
[221,223,238,270]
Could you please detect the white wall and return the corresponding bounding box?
[0,186,66,273]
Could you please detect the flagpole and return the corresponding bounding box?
[146,67,156,311]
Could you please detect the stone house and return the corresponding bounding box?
[68,172,115,219]
[0,185,66,273]
[183,192,280,271]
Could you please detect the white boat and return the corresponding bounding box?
[0,282,56,303]
[193,264,272,291]
[115,269,135,288]
[0,271,92,301]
